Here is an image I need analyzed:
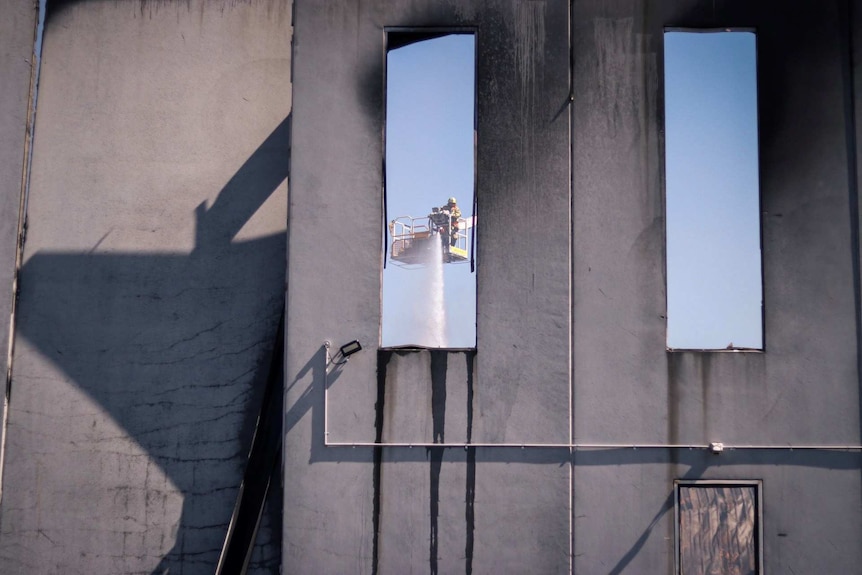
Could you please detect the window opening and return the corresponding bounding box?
[382,31,476,348]
[675,481,762,575]
[664,30,763,350]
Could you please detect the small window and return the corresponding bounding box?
[664,30,763,350]
[381,31,476,348]
[675,481,762,575]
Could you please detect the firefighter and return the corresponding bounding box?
[442,197,461,246]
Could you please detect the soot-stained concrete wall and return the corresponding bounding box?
[573,0,859,450]
[286,0,570,572]
[289,0,862,573]
[572,1,862,571]
[1,0,860,573]
[0,1,291,573]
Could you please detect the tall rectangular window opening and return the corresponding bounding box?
[675,481,763,575]
[382,30,477,348]
[664,30,763,350]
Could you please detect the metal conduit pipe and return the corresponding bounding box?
[321,345,862,452]
[322,441,862,451]
[323,379,862,450]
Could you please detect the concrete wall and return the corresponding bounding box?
[286,0,571,572]
[1,0,860,573]
[573,2,862,571]
[0,1,291,573]
[287,0,862,573]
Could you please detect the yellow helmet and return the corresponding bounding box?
[448,197,457,204]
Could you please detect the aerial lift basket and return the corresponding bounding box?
[388,212,470,267]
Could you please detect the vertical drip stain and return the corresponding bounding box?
[428,351,448,575]
[466,351,475,444]
[666,353,679,451]
[465,446,476,575]
[371,350,391,575]
[429,447,443,575]
[465,352,476,574]
[430,351,448,443]
[699,354,711,439]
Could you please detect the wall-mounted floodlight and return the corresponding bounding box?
[339,340,362,358]
[325,339,363,367]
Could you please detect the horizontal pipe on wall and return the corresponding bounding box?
[323,440,862,450]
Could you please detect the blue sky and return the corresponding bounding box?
[665,31,762,349]
[382,34,476,348]
[382,31,763,350]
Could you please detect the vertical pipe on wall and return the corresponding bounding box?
[567,2,575,573]
[0,0,45,505]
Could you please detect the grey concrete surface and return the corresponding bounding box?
[472,0,571,445]
[0,1,291,573]
[1,0,861,573]
[572,0,862,445]
[570,0,862,572]
[287,0,862,572]
[368,350,473,445]
[470,448,570,574]
[0,0,38,454]
[286,1,571,572]
[573,449,862,574]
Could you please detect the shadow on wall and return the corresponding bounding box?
[284,343,862,574]
[575,447,862,575]
[11,116,290,573]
